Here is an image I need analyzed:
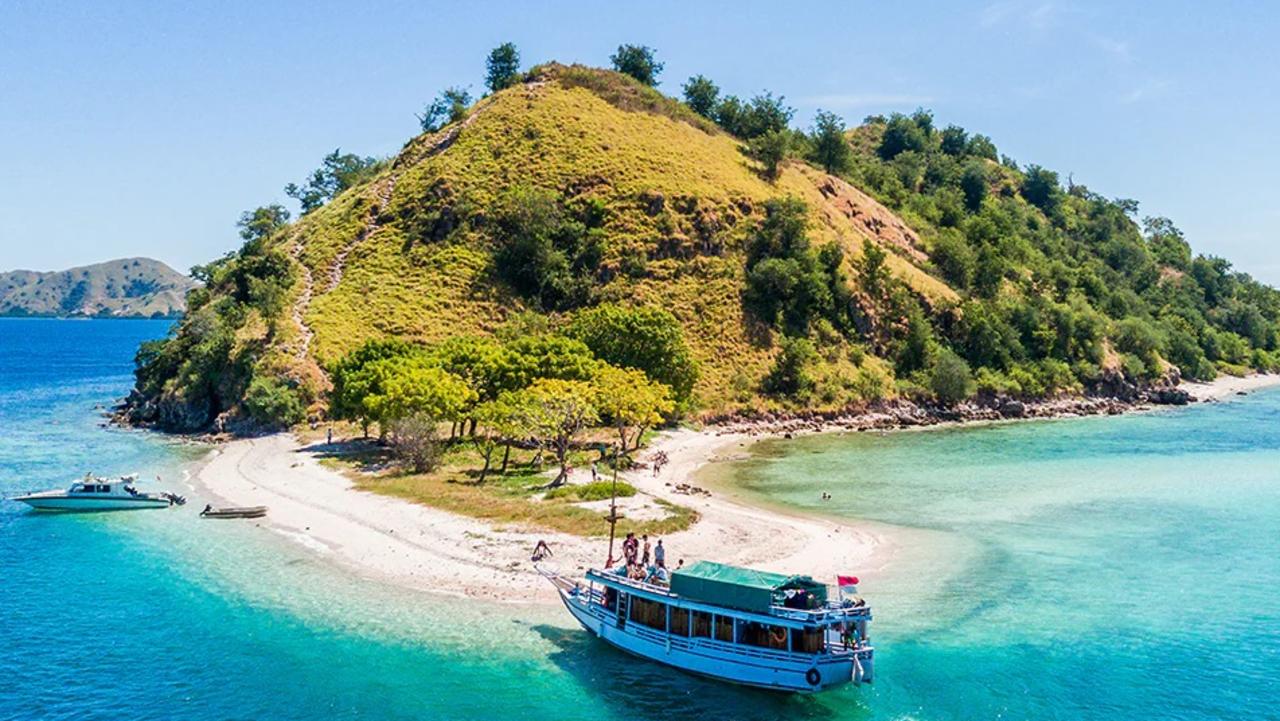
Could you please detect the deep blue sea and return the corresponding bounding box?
[1,318,1277,720]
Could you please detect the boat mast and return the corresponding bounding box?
[603,441,624,567]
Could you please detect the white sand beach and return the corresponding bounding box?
[191,428,885,605]
[1182,372,1280,401]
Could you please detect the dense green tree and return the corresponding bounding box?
[418,87,472,132]
[878,112,928,160]
[747,129,790,179]
[809,110,851,174]
[491,186,605,310]
[362,358,476,427]
[610,44,663,86]
[929,348,973,405]
[485,42,521,93]
[940,125,969,156]
[762,336,817,397]
[243,376,305,428]
[591,364,674,452]
[329,339,420,434]
[567,304,699,403]
[501,379,598,487]
[960,161,989,212]
[285,149,380,214]
[966,133,998,160]
[682,75,720,117]
[1020,165,1062,214]
[236,205,291,251]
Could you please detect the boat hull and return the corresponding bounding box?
[16,495,171,511]
[557,587,870,693]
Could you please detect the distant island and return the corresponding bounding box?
[0,257,196,319]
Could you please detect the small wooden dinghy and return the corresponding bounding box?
[199,504,267,519]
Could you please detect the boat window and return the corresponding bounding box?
[714,615,734,643]
[740,621,789,651]
[99,485,111,493]
[793,627,824,654]
[691,610,712,638]
[669,608,690,636]
[628,596,667,631]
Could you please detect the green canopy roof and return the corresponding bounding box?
[670,561,827,614]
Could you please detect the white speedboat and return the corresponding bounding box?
[14,474,183,512]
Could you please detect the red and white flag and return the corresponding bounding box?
[837,575,859,597]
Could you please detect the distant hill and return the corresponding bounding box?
[0,258,195,319]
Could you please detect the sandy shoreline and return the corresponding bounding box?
[191,429,884,605]
[190,372,1278,605]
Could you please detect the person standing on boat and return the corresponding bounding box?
[641,535,651,566]
[623,532,638,567]
[654,539,665,568]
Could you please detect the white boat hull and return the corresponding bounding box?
[17,495,171,511]
[557,587,871,693]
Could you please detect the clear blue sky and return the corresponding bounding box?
[2,1,1276,283]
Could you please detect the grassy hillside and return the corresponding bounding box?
[125,63,1280,433]
[0,257,194,318]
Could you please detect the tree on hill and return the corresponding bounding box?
[809,110,851,175]
[502,379,598,488]
[747,129,790,180]
[236,205,291,251]
[682,75,720,117]
[877,112,929,160]
[1020,165,1062,214]
[285,149,380,214]
[418,87,473,133]
[485,42,521,93]
[939,125,969,156]
[567,303,699,404]
[610,44,663,86]
[762,336,817,397]
[716,92,794,139]
[960,161,989,212]
[491,186,605,310]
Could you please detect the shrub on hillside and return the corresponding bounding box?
[243,376,305,428]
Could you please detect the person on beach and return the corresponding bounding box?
[641,535,651,566]
[591,461,598,482]
[327,427,333,445]
[654,539,665,568]
[532,539,553,562]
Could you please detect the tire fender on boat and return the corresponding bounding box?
[806,667,821,687]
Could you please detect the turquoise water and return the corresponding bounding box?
[724,392,1280,720]
[2,318,1276,720]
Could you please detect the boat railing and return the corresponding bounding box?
[769,603,871,622]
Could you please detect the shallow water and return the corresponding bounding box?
[723,393,1280,720]
[1,318,1276,720]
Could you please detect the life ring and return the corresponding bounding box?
[805,667,821,686]
[770,628,787,645]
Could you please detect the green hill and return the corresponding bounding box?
[0,257,194,319]
[123,62,1280,433]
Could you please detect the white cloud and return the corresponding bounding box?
[1120,78,1172,104]
[980,1,1062,30]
